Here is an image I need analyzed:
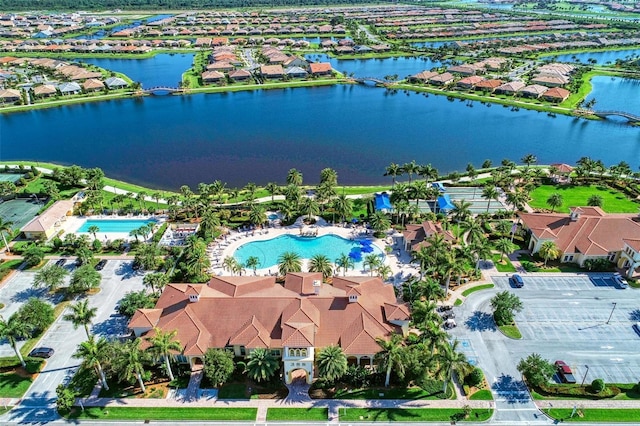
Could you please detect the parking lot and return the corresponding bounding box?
[493,274,640,384]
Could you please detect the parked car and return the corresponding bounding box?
[29,347,54,358]
[444,319,457,329]
[441,311,456,320]
[633,323,640,337]
[613,273,628,289]
[95,259,108,271]
[55,259,66,267]
[509,274,524,288]
[555,360,577,384]
[437,305,453,313]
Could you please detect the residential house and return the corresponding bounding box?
[285,66,308,78]
[519,207,640,276]
[448,65,477,76]
[21,200,74,240]
[531,75,567,87]
[0,88,21,103]
[428,72,454,86]
[260,64,284,79]
[542,87,570,102]
[409,70,438,83]
[129,273,410,383]
[32,84,57,97]
[201,70,225,84]
[228,69,252,81]
[494,81,525,95]
[402,220,456,251]
[520,84,548,98]
[57,81,81,95]
[474,79,504,92]
[104,76,128,89]
[309,62,332,76]
[456,75,485,89]
[82,78,104,92]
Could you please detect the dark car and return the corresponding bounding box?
[55,259,66,267]
[555,360,577,384]
[29,347,54,358]
[95,259,108,271]
[509,274,524,288]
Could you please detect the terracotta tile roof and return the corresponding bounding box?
[384,303,411,321]
[21,200,74,233]
[229,315,271,348]
[550,163,574,173]
[129,308,162,328]
[340,312,389,355]
[519,208,640,256]
[403,220,455,251]
[623,239,640,252]
[309,62,332,73]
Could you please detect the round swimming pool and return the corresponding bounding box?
[233,234,384,270]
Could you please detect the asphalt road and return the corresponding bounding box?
[1,260,146,424]
[449,273,640,424]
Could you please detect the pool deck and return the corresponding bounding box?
[208,216,420,283]
[61,214,166,242]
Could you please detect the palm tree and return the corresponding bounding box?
[332,194,353,223]
[143,273,169,295]
[451,200,472,223]
[301,197,319,221]
[462,218,484,245]
[546,193,563,213]
[0,315,29,368]
[249,204,266,228]
[0,218,13,253]
[33,264,68,291]
[308,254,333,280]
[377,264,392,281]
[335,253,354,276]
[246,348,279,383]
[116,338,150,393]
[402,160,418,183]
[265,182,280,202]
[375,333,406,387]
[539,241,561,267]
[151,192,162,210]
[481,185,499,213]
[363,253,381,276]
[437,339,473,395]
[223,256,240,275]
[587,194,603,207]
[278,251,302,276]
[64,299,97,339]
[384,163,402,187]
[147,328,181,381]
[316,345,348,383]
[471,240,493,272]
[495,238,517,262]
[245,256,261,275]
[521,154,537,169]
[74,335,110,390]
[419,163,438,185]
[411,246,432,280]
[370,211,391,234]
[87,225,100,241]
[286,168,303,186]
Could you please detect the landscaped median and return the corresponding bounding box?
[547,408,640,422]
[266,408,329,421]
[339,407,494,422]
[64,407,257,421]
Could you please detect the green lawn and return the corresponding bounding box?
[529,184,639,213]
[67,407,257,421]
[333,384,453,400]
[340,408,493,422]
[267,408,328,421]
[548,408,640,422]
[499,324,522,339]
[469,389,494,400]
[0,372,33,398]
[461,284,494,297]
[218,383,250,399]
[491,254,517,272]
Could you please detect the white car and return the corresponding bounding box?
[613,273,628,289]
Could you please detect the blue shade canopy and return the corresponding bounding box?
[374,192,393,211]
[432,182,446,192]
[437,193,455,211]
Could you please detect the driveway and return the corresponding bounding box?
[2,260,146,423]
[450,273,640,424]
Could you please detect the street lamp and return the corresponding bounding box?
[606,302,617,324]
[580,365,590,387]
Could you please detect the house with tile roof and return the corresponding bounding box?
[402,220,456,251]
[21,199,74,240]
[519,207,640,277]
[129,273,410,384]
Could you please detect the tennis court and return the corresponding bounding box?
[0,174,21,183]
[0,198,42,230]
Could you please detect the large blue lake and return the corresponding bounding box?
[1,55,640,190]
[548,49,640,65]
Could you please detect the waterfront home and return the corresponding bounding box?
[541,87,570,102]
[335,45,354,54]
[228,69,252,81]
[309,62,332,75]
[531,75,568,88]
[456,75,485,89]
[402,220,456,251]
[520,84,548,98]
[409,70,439,83]
[495,80,525,95]
[129,273,410,383]
[428,72,454,86]
[104,76,128,89]
[206,61,234,72]
[285,66,308,78]
[32,84,56,98]
[474,78,504,92]
[260,64,284,79]
[82,78,104,92]
[283,56,308,69]
[21,199,74,240]
[519,207,640,277]
[0,88,20,103]
[448,65,477,76]
[202,70,225,84]
[57,81,81,95]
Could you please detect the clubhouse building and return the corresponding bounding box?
[129,273,410,384]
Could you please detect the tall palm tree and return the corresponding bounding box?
[384,163,402,187]
[286,168,303,186]
[481,185,499,213]
[495,238,517,262]
[223,256,240,275]
[147,328,181,381]
[246,348,279,383]
[301,197,319,221]
[402,160,419,183]
[375,333,406,387]
[418,163,438,185]
[462,218,484,245]
[33,264,68,291]
[0,315,29,368]
[335,253,354,276]
[546,193,563,213]
[316,345,348,382]
[245,256,261,275]
[521,153,537,170]
[370,211,391,234]
[265,182,280,202]
[74,335,110,390]
[308,254,333,280]
[451,200,472,223]
[539,241,561,266]
[437,339,473,395]
[249,204,266,228]
[87,225,100,241]
[116,338,150,393]
[363,253,381,276]
[143,273,169,295]
[64,299,97,339]
[0,218,13,253]
[332,194,353,223]
[471,240,493,272]
[278,251,302,276]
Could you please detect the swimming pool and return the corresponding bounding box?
[76,219,157,233]
[233,234,384,270]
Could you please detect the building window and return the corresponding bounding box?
[300,349,307,357]
[608,252,616,261]
[176,355,188,364]
[240,346,246,356]
[270,349,281,357]
[563,255,574,262]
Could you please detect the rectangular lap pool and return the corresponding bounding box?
[76,219,157,233]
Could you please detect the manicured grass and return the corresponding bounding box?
[491,254,516,272]
[0,259,23,283]
[499,324,522,339]
[461,284,494,297]
[454,299,463,306]
[67,407,257,421]
[0,372,33,398]
[340,408,493,422]
[333,383,453,400]
[469,389,494,400]
[218,383,250,399]
[529,184,639,213]
[267,408,328,421]
[548,408,640,422]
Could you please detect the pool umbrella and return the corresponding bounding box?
[360,240,372,246]
[351,218,358,223]
[361,245,374,253]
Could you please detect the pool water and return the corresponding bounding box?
[234,234,384,270]
[76,219,157,233]
[268,213,279,220]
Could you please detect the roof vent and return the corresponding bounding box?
[570,208,582,221]
[348,294,358,303]
[189,294,199,303]
[313,279,321,295]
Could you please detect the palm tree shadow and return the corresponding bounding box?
[465,311,496,332]
[629,309,640,321]
[492,374,528,404]
[91,314,129,338]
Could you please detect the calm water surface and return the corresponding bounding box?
[586,76,640,114]
[306,54,441,78]
[2,85,640,190]
[550,49,640,65]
